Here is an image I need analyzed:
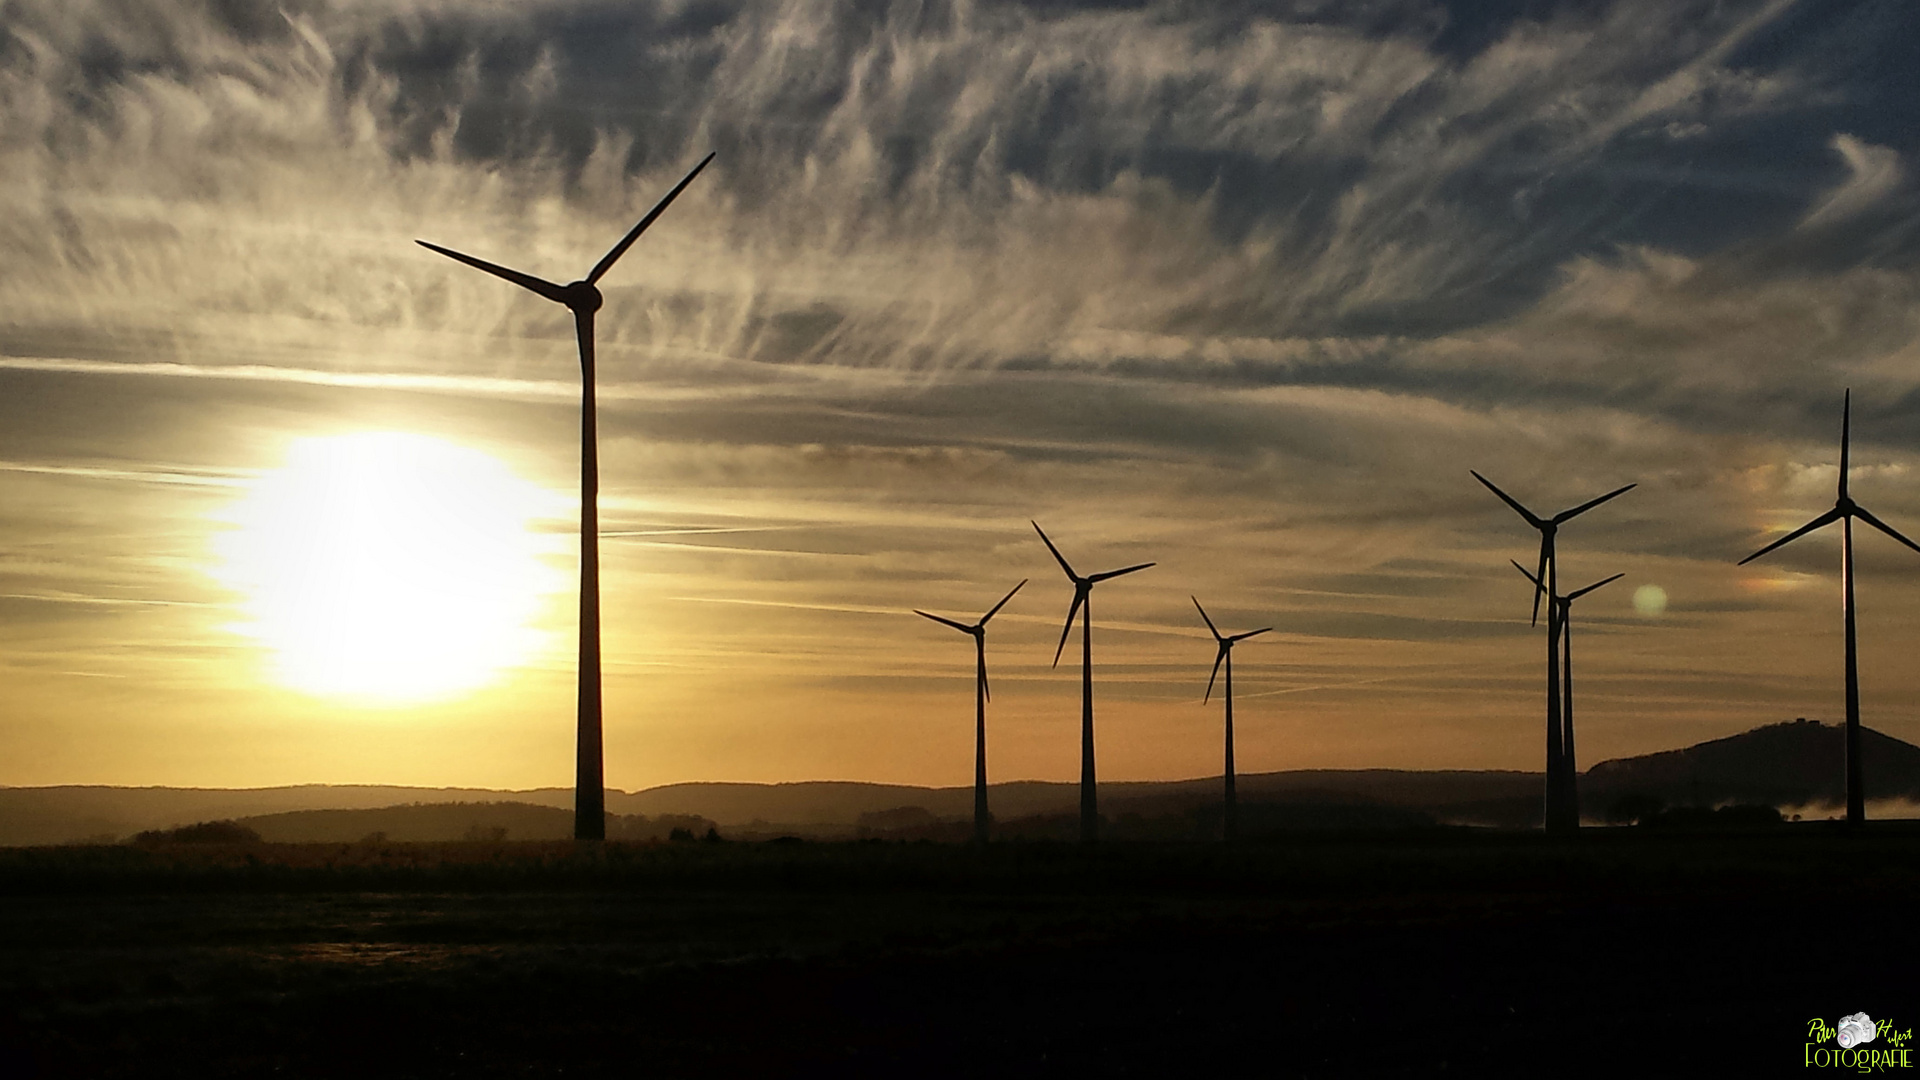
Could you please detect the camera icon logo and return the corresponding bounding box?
[1837,1013,1877,1049]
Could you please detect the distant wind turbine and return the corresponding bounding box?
[1513,561,1622,823]
[1739,390,1920,827]
[1192,597,1270,844]
[1033,522,1154,843]
[416,152,716,841]
[915,579,1026,844]
[1473,470,1634,833]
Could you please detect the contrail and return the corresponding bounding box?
[0,355,760,404]
[0,460,255,489]
[0,592,215,608]
[666,595,906,617]
[0,355,579,399]
[1235,665,1531,700]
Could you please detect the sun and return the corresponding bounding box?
[211,432,568,703]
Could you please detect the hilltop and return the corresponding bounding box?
[1581,717,1920,813]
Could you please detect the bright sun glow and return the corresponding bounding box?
[211,432,568,703]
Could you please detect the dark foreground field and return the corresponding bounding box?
[1,825,1914,1077]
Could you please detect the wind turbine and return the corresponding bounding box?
[1472,470,1634,833]
[1739,390,1920,827]
[1193,597,1270,843]
[915,580,1026,844]
[1033,522,1154,843]
[1513,561,1622,824]
[417,152,716,841]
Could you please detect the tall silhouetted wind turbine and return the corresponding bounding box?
[1513,561,1621,823]
[1193,597,1270,843]
[417,152,715,841]
[915,580,1026,844]
[1473,470,1633,833]
[1033,522,1153,843]
[1739,390,1920,827]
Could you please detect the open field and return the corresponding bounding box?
[2,825,1916,1076]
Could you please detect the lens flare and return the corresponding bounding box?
[1631,584,1668,617]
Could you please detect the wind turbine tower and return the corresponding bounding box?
[1739,390,1920,827]
[915,580,1026,844]
[1473,471,1633,834]
[1033,522,1154,843]
[1513,562,1622,823]
[417,152,715,840]
[1192,597,1270,843]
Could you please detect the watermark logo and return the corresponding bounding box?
[1842,1015,1881,1050]
[1807,1015,1913,1071]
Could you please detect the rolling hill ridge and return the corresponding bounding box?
[2,719,1914,844]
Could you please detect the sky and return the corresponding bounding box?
[4,0,1920,792]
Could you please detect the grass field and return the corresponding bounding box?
[2,825,1915,1076]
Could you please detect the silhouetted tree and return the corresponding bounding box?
[1641,803,1782,828]
[133,820,261,845]
[1606,793,1665,825]
[1712,803,1783,827]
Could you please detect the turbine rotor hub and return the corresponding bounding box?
[562,280,604,313]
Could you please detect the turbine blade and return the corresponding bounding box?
[1052,591,1085,668]
[1089,561,1154,583]
[586,151,716,285]
[1840,388,1851,501]
[1509,554,1570,626]
[914,610,973,633]
[1204,647,1226,703]
[1530,543,1550,627]
[416,241,570,304]
[1854,505,1920,556]
[1192,596,1222,641]
[1552,482,1636,524]
[1230,627,1272,642]
[1565,572,1625,601]
[1471,471,1545,528]
[1738,507,1844,565]
[980,579,1027,624]
[1032,522,1080,580]
[980,663,991,704]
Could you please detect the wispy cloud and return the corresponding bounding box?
[1800,133,1906,229]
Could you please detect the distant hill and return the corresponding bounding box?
[1581,718,1920,813]
[0,771,1542,844]
[0,785,573,846]
[614,771,1545,834]
[235,801,577,843]
[231,803,716,844]
[6,719,1914,845]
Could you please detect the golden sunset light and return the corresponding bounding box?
[208,432,568,704]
